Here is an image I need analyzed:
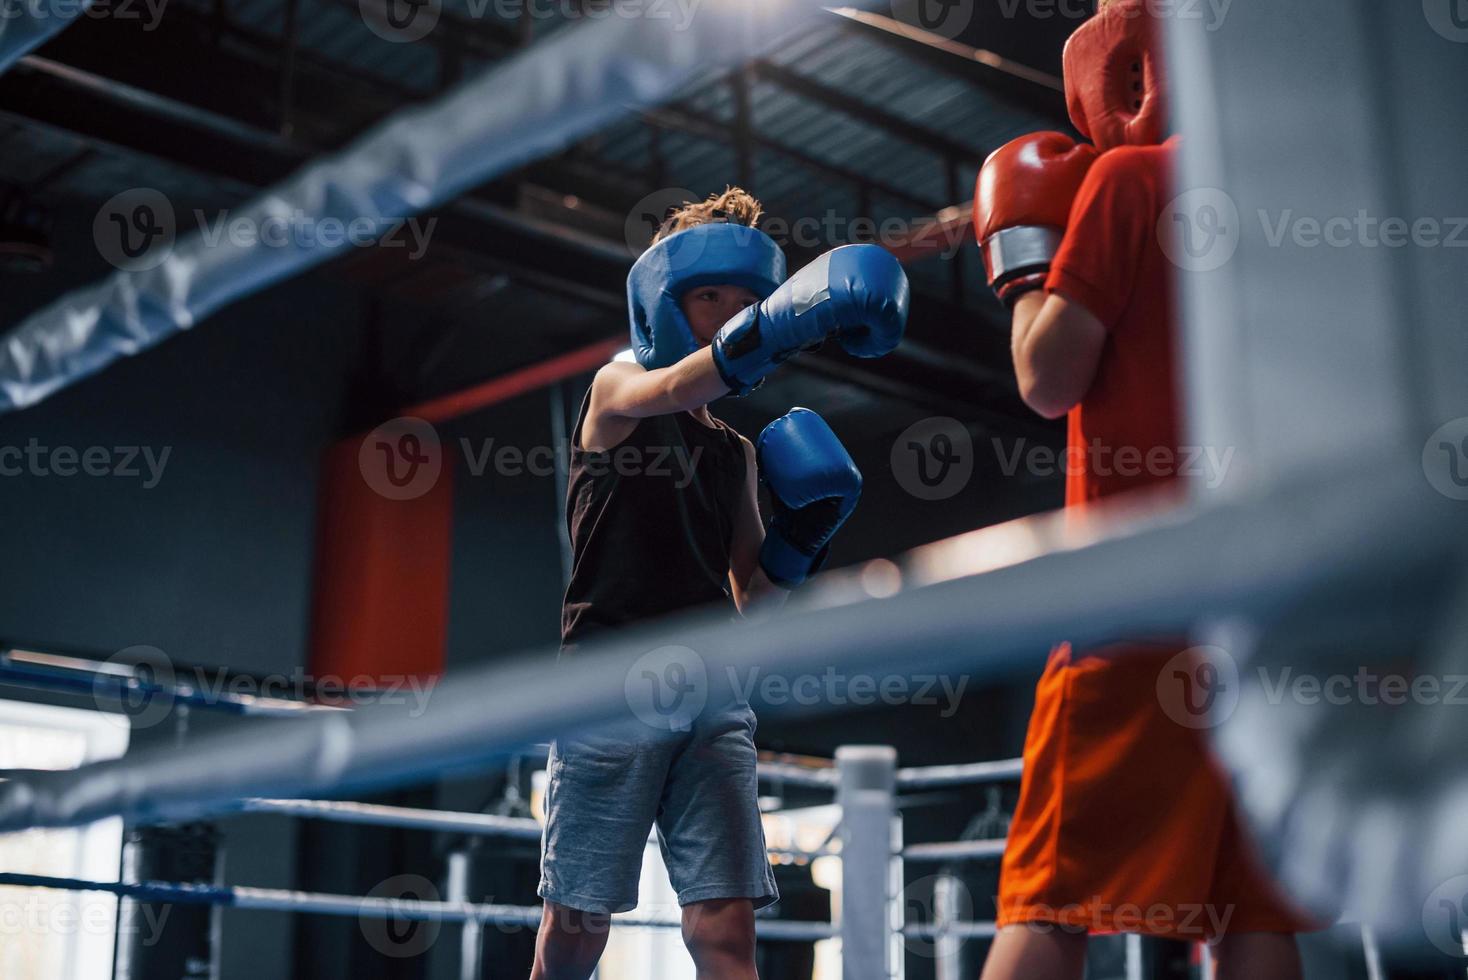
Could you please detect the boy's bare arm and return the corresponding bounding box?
[581,349,730,452]
[729,436,789,617]
[1009,289,1107,420]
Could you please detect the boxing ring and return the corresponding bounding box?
[2,456,1462,976]
[1,647,1025,974]
[1,0,1466,976]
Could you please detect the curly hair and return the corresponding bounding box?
[651,186,765,243]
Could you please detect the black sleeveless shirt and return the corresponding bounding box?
[560,393,747,651]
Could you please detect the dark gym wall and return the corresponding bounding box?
[442,390,568,670]
[0,199,578,980]
[0,204,362,672]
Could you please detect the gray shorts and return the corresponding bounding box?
[538,703,779,915]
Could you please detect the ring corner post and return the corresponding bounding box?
[837,744,899,980]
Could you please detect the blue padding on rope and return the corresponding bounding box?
[0,872,239,907]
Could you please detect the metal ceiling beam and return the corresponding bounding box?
[0,57,304,187]
[35,10,394,146]
[641,105,944,213]
[750,59,988,166]
[318,0,519,61]
[826,8,1068,124]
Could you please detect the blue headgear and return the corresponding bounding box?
[628,222,786,370]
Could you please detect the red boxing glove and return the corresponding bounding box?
[972,132,1099,307]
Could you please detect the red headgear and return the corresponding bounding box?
[1062,0,1169,151]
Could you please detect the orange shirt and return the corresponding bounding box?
[1047,137,1182,508]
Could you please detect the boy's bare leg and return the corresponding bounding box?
[979,923,1088,980]
[1213,932,1302,980]
[530,901,611,980]
[681,898,758,980]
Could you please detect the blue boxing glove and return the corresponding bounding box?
[757,408,862,588]
[713,244,910,396]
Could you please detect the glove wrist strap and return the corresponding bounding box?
[711,306,771,396]
[759,531,822,588]
[984,225,1063,301]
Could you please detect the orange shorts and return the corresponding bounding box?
[996,643,1319,942]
